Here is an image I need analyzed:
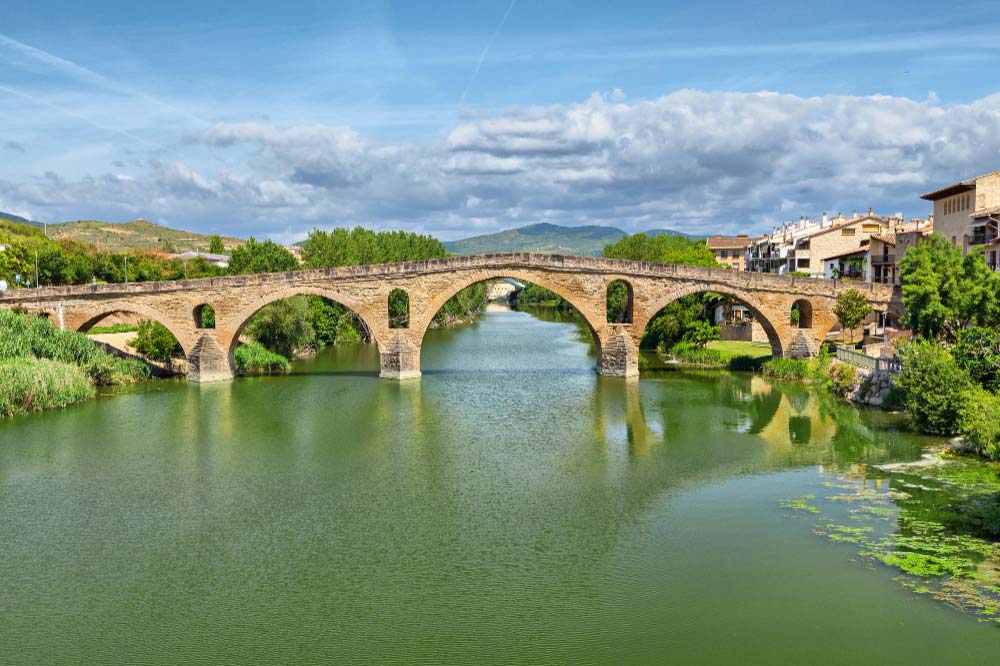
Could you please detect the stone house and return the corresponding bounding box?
[921,169,1000,268]
[706,234,762,271]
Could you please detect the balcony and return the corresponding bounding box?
[870,254,895,266]
[971,233,994,247]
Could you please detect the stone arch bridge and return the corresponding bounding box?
[0,253,893,382]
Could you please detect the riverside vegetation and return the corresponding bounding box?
[0,309,149,417]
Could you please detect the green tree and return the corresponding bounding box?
[894,340,971,435]
[228,237,299,275]
[130,320,183,363]
[899,235,1000,341]
[832,288,872,344]
[603,233,717,267]
[244,298,314,358]
[209,235,225,254]
[682,320,721,348]
[952,326,1000,392]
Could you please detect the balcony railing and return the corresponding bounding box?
[870,254,895,265]
[971,233,991,246]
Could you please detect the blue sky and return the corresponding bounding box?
[2,0,1000,241]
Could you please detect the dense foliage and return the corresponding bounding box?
[130,320,184,363]
[0,310,149,417]
[899,235,1000,342]
[228,237,299,275]
[602,233,717,267]
[233,342,291,375]
[894,341,970,435]
[0,358,96,418]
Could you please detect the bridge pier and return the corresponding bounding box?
[187,332,234,383]
[597,325,640,379]
[379,333,421,380]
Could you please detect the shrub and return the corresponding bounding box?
[822,362,857,397]
[0,358,95,418]
[952,326,1000,391]
[233,342,291,375]
[669,341,725,365]
[761,357,809,380]
[130,320,183,362]
[894,340,971,435]
[958,386,1000,460]
[682,320,721,348]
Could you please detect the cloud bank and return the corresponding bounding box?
[3,89,1000,241]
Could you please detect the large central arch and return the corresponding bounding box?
[414,268,609,368]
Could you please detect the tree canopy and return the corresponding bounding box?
[603,233,717,267]
[228,238,299,275]
[898,235,1000,342]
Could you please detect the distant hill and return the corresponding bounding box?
[443,223,691,256]
[0,211,41,227]
[45,219,242,253]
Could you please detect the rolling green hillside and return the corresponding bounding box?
[46,219,241,253]
[443,222,690,256]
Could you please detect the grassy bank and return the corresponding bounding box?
[0,310,150,418]
[0,358,96,417]
[663,340,773,372]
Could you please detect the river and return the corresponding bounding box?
[1,306,998,664]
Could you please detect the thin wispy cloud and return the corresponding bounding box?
[0,33,209,127]
[459,0,517,106]
[0,84,164,151]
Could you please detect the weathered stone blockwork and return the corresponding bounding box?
[0,253,893,381]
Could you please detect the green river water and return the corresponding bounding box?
[1,306,998,664]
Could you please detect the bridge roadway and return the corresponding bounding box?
[0,253,895,382]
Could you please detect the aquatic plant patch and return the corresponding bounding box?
[778,460,1000,624]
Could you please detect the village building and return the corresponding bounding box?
[921,169,1000,268]
[705,234,762,271]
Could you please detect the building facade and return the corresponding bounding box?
[706,234,762,271]
[921,170,1000,268]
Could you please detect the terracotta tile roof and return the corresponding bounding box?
[871,233,896,245]
[706,235,763,250]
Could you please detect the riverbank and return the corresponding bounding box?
[0,310,150,418]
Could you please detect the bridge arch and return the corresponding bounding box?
[415,269,605,341]
[224,285,385,370]
[413,269,610,374]
[635,283,785,358]
[75,304,194,357]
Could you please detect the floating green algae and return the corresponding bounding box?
[778,494,820,513]
[780,459,1000,624]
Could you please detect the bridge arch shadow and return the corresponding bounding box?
[637,285,784,358]
[415,271,606,371]
[225,287,383,373]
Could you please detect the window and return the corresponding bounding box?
[720,249,728,258]
[841,228,856,236]
[862,224,880,233]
